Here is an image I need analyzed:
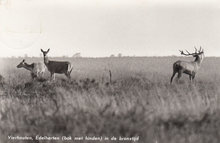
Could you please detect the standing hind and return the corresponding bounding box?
[41,49,73,80]
[17,59,46,79]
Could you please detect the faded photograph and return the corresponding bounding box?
[0,0,220,142]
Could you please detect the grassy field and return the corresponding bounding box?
[1,56,220,143]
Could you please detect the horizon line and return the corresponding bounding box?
[0,55,219,58]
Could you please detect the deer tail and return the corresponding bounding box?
[67,62,73,75]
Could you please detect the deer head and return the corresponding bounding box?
[17,59,26,68]
[41,49,50,56]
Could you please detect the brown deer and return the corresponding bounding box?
[170,47,204,84]
[17,59,46,79]
[41,49,73,80]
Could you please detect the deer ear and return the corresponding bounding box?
[41,49,43,52]
[47,48,50,52]
[22,59,25,62]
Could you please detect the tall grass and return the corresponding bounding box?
[0,57,220,143]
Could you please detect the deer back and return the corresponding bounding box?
[47,61,70,73]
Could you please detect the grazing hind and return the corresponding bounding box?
[41,49,73,80]
[17,59,46,79]
[170,46,204,84]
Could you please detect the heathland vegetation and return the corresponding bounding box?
[0,56,220,143]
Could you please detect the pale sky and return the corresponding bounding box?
[0,0,220,57]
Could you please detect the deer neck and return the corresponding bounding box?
[23,63,34,71]
[194,55,203,67]
[43,56,50,66]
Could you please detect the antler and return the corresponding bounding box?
[179,46,204,56]
[197,46,204,54]
[199,46,203,53]
[194,46,197,53]
[179,49,194,56]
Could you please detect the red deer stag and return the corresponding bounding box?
[41,49,73,80]
[170,47,204,84]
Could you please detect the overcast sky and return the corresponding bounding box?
[0,0,220,57]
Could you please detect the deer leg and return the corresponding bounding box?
[68,72,71,79]
[189,75,192,81]
[31,73,34,79]
[192,72,195,80]
[176,70,183,83]
[65,71,71,79]
[65,73,69,78]
[50,73,55,80]
[192,75,195,80]
[192,73,196,83]
[170,71,176,84]
[66,73,71,79]
[53,74,55,80]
